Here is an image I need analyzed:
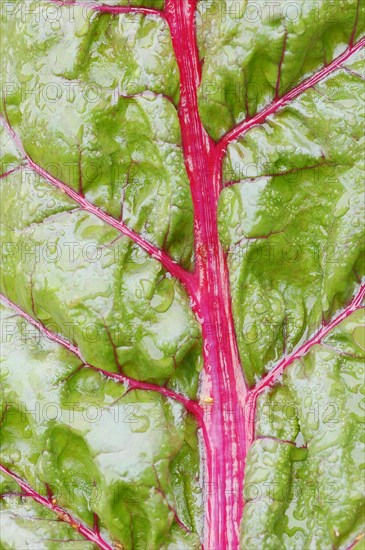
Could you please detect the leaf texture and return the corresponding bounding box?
[1,0,364,549]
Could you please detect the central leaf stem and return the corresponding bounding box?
[165,1,250,547]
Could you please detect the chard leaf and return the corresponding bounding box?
[1,1,364,549]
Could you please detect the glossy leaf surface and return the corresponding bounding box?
[1,1,364,549]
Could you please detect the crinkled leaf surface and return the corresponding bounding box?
[197,0,365,139]
[0,0,364,549]
[244,309,365,549]
[219,50,365,384]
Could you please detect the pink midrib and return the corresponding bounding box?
[165,1,247,547]
[1,1,365,548]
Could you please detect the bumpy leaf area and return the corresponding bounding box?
[0,1,364,549]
